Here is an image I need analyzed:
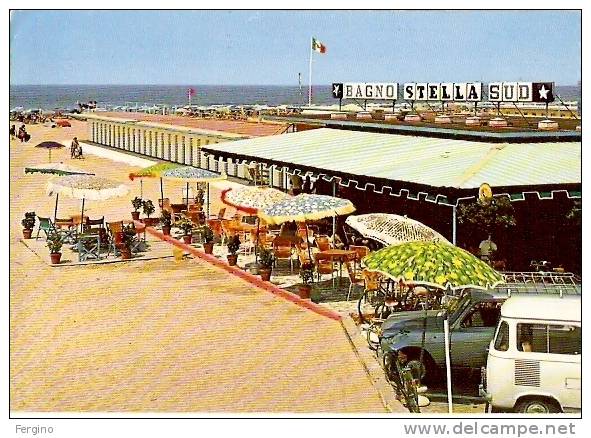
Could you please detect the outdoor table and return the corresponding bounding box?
[316,249,357,289]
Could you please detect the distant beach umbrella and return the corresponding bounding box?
[25,163,95,220]
[161,166,227,216]
[56,119,71,127]
[35,141,65,163]
[221,186,291,215]
[128,162,182,199]
[25,162,94,177]
[345,213,449,247]
[46,175,129,231]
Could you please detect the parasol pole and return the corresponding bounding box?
[80,197,86,234]
[332,180,336,238]
[305,220,313,266]
[48,149,52,163]
[53,193,59,222]
[254,216,260,262]
[140,180,143,199]
[186,182,189,205]
[207,182,210,217]
[443,311,454,414]
[160,178,164,209]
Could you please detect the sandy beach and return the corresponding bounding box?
[9,120,393,413]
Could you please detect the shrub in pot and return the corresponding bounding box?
[299,262,315,299]
[160,210,172,235]
[226,235,241,266]
[200,224,215,254]
[141,200,157,226]
[131,197,143,220]
[21,211,36,239]
[120,224,137,260]
[194,187,205,212]
[47,231,63,264]
[177,218,194,244]
[258,246,275,281]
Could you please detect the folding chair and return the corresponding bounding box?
[77,233,101,262]
[106,221,124,257]
[272,237,296,272]
[35,216,57,240]
[54,217,77,243]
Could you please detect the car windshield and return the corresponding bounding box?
[447,293,473,325]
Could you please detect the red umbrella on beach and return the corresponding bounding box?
[56,119,71,127]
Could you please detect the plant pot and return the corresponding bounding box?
[50,252,62,265]
[227,254,238,266]
[22,228,33,239]
[120,247,132,260]
[183,235,192,244]
[162,225,171,236]
[131,211,140,221]
[259,267,272,281]
[203,242,214,254]
[298,285,312,300]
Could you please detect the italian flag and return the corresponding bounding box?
[312,38,326,54]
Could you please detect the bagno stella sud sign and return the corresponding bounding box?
[331,82,554,102]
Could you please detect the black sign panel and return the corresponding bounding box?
[332,83,344,99]
[532,82,554,103]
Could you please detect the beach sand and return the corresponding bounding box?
[9,121,392,413]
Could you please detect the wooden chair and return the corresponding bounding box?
[106,221,124,257]
[54,217,77,243]
[85,216,107,243]
[349,245,370,269]
[313,251,337,282]
[272,236,296,272]
[220,219,237,246]
[345,261,365,301]
[315,235,332,252]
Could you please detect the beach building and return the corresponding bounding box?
[79,112,581,273]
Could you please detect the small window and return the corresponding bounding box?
[494,321,509,351]
[461,303,501,328]
[517,323,581,355]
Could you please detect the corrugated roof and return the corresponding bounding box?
[202,128,580,189]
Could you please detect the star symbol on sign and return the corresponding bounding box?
[538,85,550,100]
[333,84,341,95]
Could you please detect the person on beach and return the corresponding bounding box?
[10,125,16,140]
[70,137,79,159]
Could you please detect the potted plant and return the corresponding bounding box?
[258,246,275,281]
[21,211,36,239]
[298,262,315,299]
[177,217,194,244]
[46,231,63,264]
[200,224,215,254]
[120,224,136,260]
[131,196,143,221]
[226,235,241,266]
[160,210,172,235]
[141,200,157,226]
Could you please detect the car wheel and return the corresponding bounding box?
[405,351,438,384]
[515,398,561,414]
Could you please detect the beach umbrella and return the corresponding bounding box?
[128,162,181,200]
[258,193,356,261]
[47,175,129,232]
[35,141,65,163]
[25,162,94,177]
[362,241,503,413]
[56,119,71,127]
[25,163,95,220]
[160,166,227,217]
[221,186,292,260]
[345,213,449,247]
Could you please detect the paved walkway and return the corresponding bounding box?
[10,121,394,413]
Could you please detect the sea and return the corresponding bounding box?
[9,84,582,111]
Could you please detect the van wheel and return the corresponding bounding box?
[515,398,561,414]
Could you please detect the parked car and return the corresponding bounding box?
[378,282,581,383]
[479,295,581,413]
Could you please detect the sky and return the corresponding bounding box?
[9,10,582,85]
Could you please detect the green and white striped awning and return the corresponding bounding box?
[202,128,580,203]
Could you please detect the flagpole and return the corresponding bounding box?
[308,37,313,107]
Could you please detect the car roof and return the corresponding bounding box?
[501,295,581,322]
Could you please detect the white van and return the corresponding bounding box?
[479,295,581,413]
